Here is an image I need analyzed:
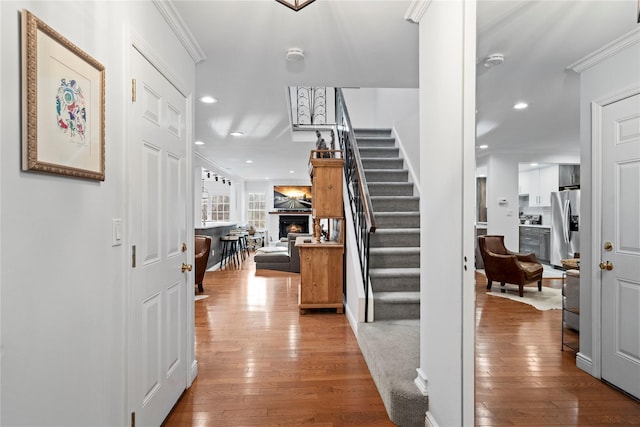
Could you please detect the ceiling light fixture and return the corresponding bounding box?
[276,0,316,12]
[199,95,217,104]
[246,160,253,164]
[478,144,488,149]
[513,102,528,110]
[483,53,504,68]
[194,140,205,145]
[289,170,295,174]
[230,131,244,137]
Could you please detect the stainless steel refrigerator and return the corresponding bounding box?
[550,189,580,267]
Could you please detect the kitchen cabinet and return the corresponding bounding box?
[519,165,558,207]
[559,164,580,189]
[519,226,551,263]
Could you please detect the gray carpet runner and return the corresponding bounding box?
[353,128,426,426]
[356,128,420,321]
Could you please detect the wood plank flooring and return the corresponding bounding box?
[164,257,640,426]
[475,272,640,426]
[163,255,394,426]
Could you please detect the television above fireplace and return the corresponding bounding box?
[274,185,312,211]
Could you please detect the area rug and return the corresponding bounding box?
[486,285,561,311]
[194,295,209,302]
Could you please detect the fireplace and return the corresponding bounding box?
[279,215,310,239]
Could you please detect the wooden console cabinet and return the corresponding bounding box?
[296,153,344,314]
[296,238,343,314]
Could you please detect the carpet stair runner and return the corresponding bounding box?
[353,128,427,426]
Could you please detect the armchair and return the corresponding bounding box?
[194,235,212,293]
[478,235,543,297]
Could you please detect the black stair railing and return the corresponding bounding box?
[335,88,377,322]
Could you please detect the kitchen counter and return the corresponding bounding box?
[195,223,239,269]
[196,222,237,229]
[519,224,550,228]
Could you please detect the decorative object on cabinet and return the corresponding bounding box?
[21,10,105,181]
[297,150,344,314]
[478,235,543,297]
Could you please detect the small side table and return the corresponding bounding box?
[562,269,580,351]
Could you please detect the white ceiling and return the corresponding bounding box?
[171,0,639,182]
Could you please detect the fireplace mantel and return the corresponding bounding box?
[268,211,312,215]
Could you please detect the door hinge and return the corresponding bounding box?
[132,245,136,268]
[131,412,135,427]
[131,79,136,103]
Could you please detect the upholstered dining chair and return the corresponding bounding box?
[194,235,212,293]
[478,235,543,297]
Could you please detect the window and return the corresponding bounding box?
[247,192,266,229]
[210,195,230,221]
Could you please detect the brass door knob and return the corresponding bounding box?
[604,241,613,251]
[599,261,613,271]
[181,263,193,273]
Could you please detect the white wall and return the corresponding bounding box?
[418,2,476,425]
[486,154,521,249]
[343,88,420,180]
[574,30,640,376]
[0,2,194,425]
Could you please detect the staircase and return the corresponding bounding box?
[356,128,420,321]
[353,128,427,426]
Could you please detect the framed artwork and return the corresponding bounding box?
[21,9,105,181]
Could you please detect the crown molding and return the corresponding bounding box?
[567,27,640,73]
[404,0,432,24]
[153,0,207,64]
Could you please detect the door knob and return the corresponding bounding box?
[599,261,613,271]
[604,241,613,251]
[181,263,192,273]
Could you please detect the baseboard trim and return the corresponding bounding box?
[345,300,359,335]
[576,352,594,376]
[415,368,429,396]
[189,359,198,386]
[425,411,439,427]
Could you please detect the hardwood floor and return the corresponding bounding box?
[163,254,394,426]
[475,272,640,426]
[164,257,639,426]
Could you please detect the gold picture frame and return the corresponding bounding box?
[21,10,105,181]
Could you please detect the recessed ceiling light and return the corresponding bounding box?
[194,140,205,145]
[289,170,294,174]
[229,131,244,137]
[478,144,488,149]
[513,102,528,110]
[246,160,253,164]
[530,162,539,167]
[199,96,217,104]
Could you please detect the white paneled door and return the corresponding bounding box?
[601,93,640,400]
[129,48,188,426]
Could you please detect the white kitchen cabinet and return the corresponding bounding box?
[519,165,558,207]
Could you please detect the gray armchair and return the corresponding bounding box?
[254,233,312,273]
